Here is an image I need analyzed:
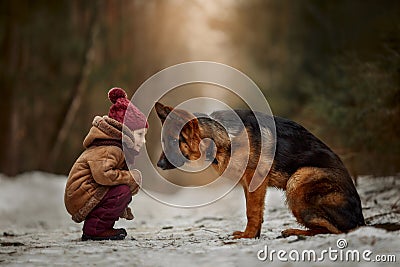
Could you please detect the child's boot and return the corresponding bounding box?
[82,228,127,241]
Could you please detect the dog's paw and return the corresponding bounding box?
[232,230,260,239]
[281,229,296,238]
[232,231,245,239]
[281,228,304,238]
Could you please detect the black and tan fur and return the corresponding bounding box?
[155,102,365,239]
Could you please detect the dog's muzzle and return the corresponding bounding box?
[157,156,183,170]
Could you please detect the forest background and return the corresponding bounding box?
[1,0,399,178]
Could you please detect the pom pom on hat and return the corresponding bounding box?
[107,87,148,131]
[108,87,127,104]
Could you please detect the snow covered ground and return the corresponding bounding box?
[0,172,399,266]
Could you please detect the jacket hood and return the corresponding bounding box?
[83,116,135,149]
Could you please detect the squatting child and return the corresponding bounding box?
[64,87,148,241]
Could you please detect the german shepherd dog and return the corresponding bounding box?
[155,102,365,239]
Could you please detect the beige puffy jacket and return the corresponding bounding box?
[64,116,141,223]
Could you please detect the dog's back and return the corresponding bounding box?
[211,109,351,174]
[210,110,345,170]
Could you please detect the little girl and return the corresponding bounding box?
[64,87,148,241]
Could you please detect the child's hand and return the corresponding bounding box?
[129,169,142,195]
[120,207,134,220]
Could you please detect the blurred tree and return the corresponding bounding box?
[0,1,98,175]
[0,0,192,175]
[47,1,101,169]
[226,0,399,175]
[0,0,398,177]
[297,0,400,175]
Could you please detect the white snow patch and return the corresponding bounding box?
[0,172,399,266]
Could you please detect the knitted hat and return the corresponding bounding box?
[108,87,148,131]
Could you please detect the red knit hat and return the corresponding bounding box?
[108,87,148,131]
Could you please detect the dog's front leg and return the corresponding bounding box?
[233,181,267,239]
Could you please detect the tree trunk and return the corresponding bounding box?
[45,1,101,171]
[0,1,21,177]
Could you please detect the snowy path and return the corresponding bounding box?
[0,172,399,266]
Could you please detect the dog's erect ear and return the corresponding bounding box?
[155,102,173,123]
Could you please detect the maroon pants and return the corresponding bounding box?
[83,185,132,236]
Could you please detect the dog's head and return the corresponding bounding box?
[155,102,203,170]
